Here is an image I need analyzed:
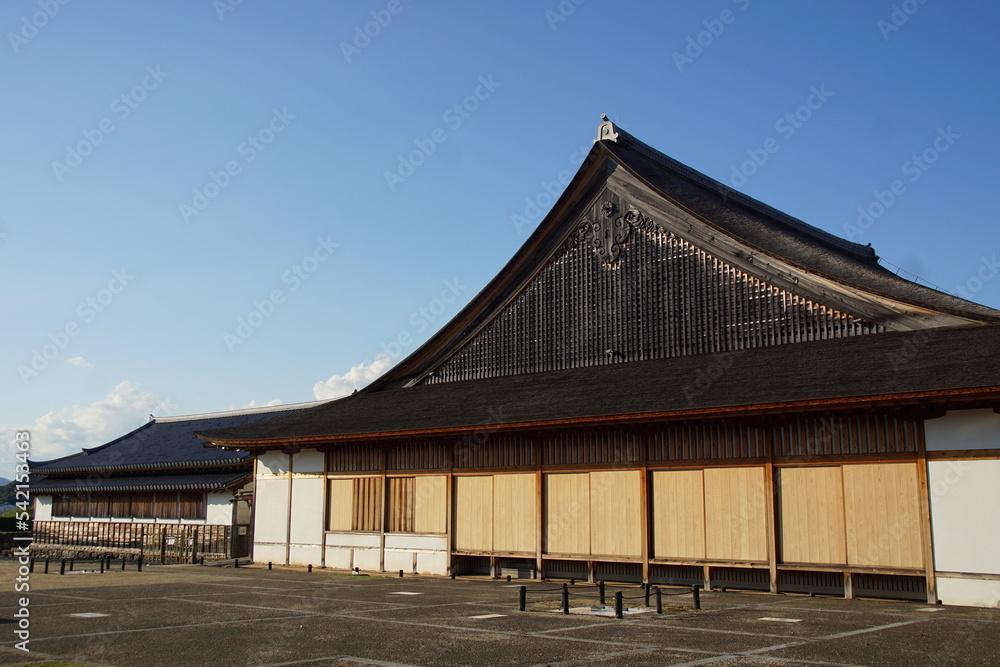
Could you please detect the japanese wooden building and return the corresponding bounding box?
[200,119,1000,606]
[31,402,320,563]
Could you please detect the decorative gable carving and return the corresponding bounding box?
[417,198,882,386]
[589,202,634,264]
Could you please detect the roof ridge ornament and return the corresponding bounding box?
[597,113,618,142]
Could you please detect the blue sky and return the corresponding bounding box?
[3,0,999,475]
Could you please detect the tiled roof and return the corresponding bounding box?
[199,325,1000,445]
[32,401,324,473]
[31,471,251,493]
[600,134,1000,321]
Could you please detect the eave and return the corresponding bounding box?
[200,384,1000,451]
[29,456,250,476]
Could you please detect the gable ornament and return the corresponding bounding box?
[589,203,649,264]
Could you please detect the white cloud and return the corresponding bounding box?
[1,381,175,476]
[313,355,393,400]
[65,356,94,370]
[233,399,283,409]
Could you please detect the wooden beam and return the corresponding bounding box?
[935,571,1000,582]
[927,448,1000,461]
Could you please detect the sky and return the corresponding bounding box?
[3,0,999,477]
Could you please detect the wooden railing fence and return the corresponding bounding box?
[31,521,233,564]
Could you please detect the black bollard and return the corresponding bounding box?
[268,561,273,570]
[450,572,456,580]
[506,575,511,582]
[100,558,105,574]
[69,558,74,572]
[598,580,606,605]
[655,587,663,614]
[614,591,623,619]
[60,559,66,575]
[44,559,50,574]
[692,584,701,610]
[234,558,239,568]
[644,584,650,607]
[121,558,126,571]
[308,564,313,573]
[399,569,403,578]
[561,583,569,615]
[200,556,204,565]
[28,558,34,574]
[518,585,527,612]
[138,557,143,572]
[570,578,575,586]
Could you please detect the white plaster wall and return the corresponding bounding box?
[384,534,448,551]
[353,548,381,571]
[253,543,286,564]
[34,496,52,521]
[929,459,1000,576]
[325,546,353,570]
[417,551,448,575]
[206,492,232,525]
[384,550,415,572]
[936,577,1000,608]
[292,449,325,473]
[326,532,381,548]
[289,477,324,546]
[254,478,290,544]
[925,409,1000,451]
[258,451,290,475]
[289,544,323,566]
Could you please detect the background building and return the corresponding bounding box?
[31,402,320,563]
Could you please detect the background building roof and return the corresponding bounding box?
[33,402,324,474]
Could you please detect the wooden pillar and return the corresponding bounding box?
[229,483,238,559]
[764,426,780,594]
[285,451,294,566]
[535,438,544,580]
[445,443,454,576]
[320,452,329,569]
[248,456,258,563]
[916,424,938,604]
[379,447,387,572]
[640,428,651,585]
